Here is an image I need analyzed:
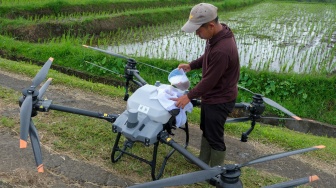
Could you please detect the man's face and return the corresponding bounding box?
[195,22,214,40]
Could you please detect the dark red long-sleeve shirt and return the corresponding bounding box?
[187,24,240,104]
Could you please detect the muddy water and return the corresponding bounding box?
[106,2,336,74]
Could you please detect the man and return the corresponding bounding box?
[171,3,240,167]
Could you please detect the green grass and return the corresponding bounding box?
[0,58,125,97]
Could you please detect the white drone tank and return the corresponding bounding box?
[112,84,173,145]
[127,84,171,124]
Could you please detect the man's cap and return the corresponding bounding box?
[181,3,218,33]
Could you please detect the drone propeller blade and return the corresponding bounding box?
[20,94,33,148]
[237,85,301,120]
[31,57,53,88]
[226,117,251,123]
[263,175,319,188]
[38,78,52,99]
[128,167,223,188]
[29,120,44,173]
[83,45,132,61]
[261,97,301,120]
[238,85,255,94]
[240,145,325,168]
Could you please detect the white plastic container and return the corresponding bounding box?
[168,68,190,91]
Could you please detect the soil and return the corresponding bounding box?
[0,69,335,188]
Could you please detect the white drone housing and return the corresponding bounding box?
[112,84,172,146]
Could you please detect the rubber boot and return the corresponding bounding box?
[210,149,226,167]
[198,136,211,165]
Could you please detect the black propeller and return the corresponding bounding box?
[19,57,54,172]
[237,85,302,120]
[128,145,325,188]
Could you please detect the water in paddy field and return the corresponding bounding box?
[107,31,204,63]
[106,2,336,74]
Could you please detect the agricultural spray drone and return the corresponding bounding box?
[18,46,323,187]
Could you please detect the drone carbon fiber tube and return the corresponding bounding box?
[159,132,211,170]
[129,70,147,86]
[234,103,247,109]
[48,104,118,122]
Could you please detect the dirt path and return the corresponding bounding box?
[0,69,335,188]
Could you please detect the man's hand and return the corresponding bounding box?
[170,94,190,109]
[178,64,191,72]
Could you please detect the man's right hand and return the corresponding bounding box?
[178,64,191,72]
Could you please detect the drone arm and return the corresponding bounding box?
[37,100,118,122]
[159,132,211,170]
[131,70,147,86]
[123,69,146,101]
[234,103,248,109]
[131,79,145,88]
[49,104,118,122]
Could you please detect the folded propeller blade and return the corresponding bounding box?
[31,57,53,88]
[263,175,319,188]
[83,45,132,61]
[226,117,251,123]
[20,58,53,149]
[239,145,325,168]
[261,97,301,120]
[128,167,224,188]
[20,94,32,148]
[38,78,52,99]
[237,85,301,120]
[238,85,255,94]
[29,120,44,173]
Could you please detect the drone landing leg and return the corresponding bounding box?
[111,124,190,180]
[241,120,256,142]
[110,133,171,180]
[111,132,125,162]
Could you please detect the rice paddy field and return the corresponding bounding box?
[1,0,335,74]
[106,2,336,74]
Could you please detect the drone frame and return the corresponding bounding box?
[18,46,321,188]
